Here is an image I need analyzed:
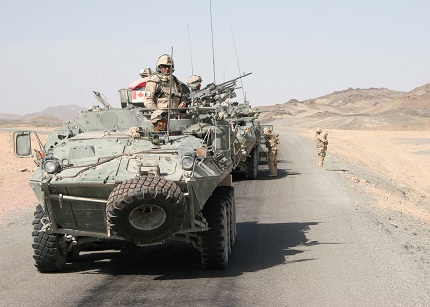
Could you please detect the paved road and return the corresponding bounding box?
[1,129,429,306]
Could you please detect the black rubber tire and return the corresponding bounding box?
[245,147,259,179]
[106,176,186,245]
[228,188,237,250]
[201,186,235,269]
[32,204,67,273]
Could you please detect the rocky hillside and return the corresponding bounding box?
[257,83,430,130]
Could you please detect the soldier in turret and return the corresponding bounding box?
[187,75,202,92]
[151,109,168,132]
[314,128,328,169]
[144,54,186,110]
[264,127,279,177]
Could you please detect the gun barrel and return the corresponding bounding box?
[186,72,252,105]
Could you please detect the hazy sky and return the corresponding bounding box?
[1,0,429,115]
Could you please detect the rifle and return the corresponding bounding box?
[186,72,251,106]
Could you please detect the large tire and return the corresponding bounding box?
[201,186,235,269]
[228,187,237,250]
[32,204,67,273]
[107,176,186,245]
[245,147,259,179]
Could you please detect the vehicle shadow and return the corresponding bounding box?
[233,168,301,181]
[61,221,321,279]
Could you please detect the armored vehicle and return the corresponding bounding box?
[226,101,262,179]
[13,74,250,273]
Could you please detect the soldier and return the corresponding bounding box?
[151,109,168,132]
[263,127,279,177]
[144,54,186,110]
[187,75,202,92]
[314,128,328,169]
[139,67,153,78]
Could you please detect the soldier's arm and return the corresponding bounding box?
[144,76,160,109]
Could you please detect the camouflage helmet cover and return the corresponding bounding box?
[151,109,168,123]
[187,75,202,85]
[139,67,153,77]
[263,127,271,134]
[316,128,322,133]
[156,54,174,72]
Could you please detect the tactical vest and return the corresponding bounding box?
[154,74,182,108]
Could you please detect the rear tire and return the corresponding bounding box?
[245,147,259,179]
[32,204,67,273]
[201,186,235,269]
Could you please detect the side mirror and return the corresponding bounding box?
[13,131,32,158]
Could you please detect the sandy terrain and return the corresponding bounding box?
[0,129,48,218]
[285,126,430,223]
[2,125,429,225]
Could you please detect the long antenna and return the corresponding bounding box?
[167,46,174,140]
[209,0,216,83]
[187,24,194,75]
[230,23,246,102]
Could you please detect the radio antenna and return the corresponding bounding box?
[230,23,246,102]
[209,0,216,83]
[187,24,194,75]
[167,46,174,140]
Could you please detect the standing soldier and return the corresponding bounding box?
[314,128,328,169]
[264,127,279,177]
[144,54,186,110]
[187,75,202,92]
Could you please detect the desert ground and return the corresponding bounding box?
[2,124,429,227]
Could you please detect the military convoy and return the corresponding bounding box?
[12,71,270,273]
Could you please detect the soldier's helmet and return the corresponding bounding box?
[316,128,322,133]
[156,54,174,73]
[151,109,168,123]
[263,127,271,135]
[187,75,202,91]
[139,67,153,78]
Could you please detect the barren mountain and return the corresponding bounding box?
[0,104,85,128]
[22,104,86,121]
[257,83,430,130]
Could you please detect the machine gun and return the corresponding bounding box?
[186,72,251,106]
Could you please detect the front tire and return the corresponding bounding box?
[32,204,67,273]
[245,147,259,179]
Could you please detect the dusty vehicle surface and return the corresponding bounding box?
[226,101,262,179]
[13,74,250,273]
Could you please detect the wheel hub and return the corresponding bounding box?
[129,204,166,231]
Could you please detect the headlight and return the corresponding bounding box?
[43,159,60,174]
[181,156,194,170]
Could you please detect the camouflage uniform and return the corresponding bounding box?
[314,128,328,169]
[144,54,184,109]
[264,128,279,176]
